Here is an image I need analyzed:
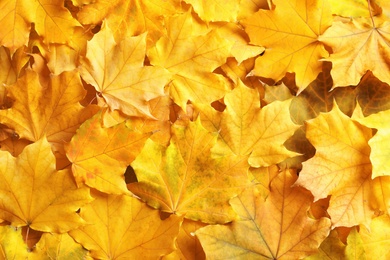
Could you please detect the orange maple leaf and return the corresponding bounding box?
[0,69,99,167]
[294,103,375,228]
[129,118,251,223]
[0,137,92,233]
[242,0,332,92]
[65,111,151,194]
[196,169,331,259]
[69,190,183,259]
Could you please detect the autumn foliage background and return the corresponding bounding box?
[0,0,390,258]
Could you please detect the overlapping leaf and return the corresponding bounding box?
[148,10,233,110]
[129,118,251,223]
[184,0,240,22]
[356,108,390,178]
[0,69,99,167]
[69,191,182,259]
[65,111,151,194]
[0,226,28,259]
[319,15,390,87]
[359,214,390,259]
[29,233,89,260]
[0,138,92,233]
[196,81,299,167]
[295,103,374,228]
[79,22,171,117]
[196,169,331,259]
[242,0,332,91]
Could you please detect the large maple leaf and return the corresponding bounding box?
[0,0,82,53]
[196,81,299,168]
[69,191,183,259]
[294,103,375,228]
[196,169,331,259]
[319,14,390,87]
[0,137,92,233]
[0,69,99,167]
[128,118,251,223]
[148,10,233,110]
[65,111,151,194]
[75,0,182,47]
[79,22,171,118]
[242,0,332,91]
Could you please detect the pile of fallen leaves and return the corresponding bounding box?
[1,0,390,258]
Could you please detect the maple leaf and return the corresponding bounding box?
[163,219,206,260]
[184,0,240,22]
[69,190,183,259]
[65,111,151,194]
[79,21,171,118]
[0,0,31,53]
[148,10,233,110]
[0,46,29,87]
[0,0,82,53]
[238,0,270,19]
[0,137,92,233]
[0,69,99,167]
[359,214,390,259]
[354,72,390,116]
[196,169,331,259]
[76,0,182,48]
[196,81,299,167]
[0,226,28,259]
[29,233,89,260]
[319,14,390,87]
[129,118,251,223]
[329,0,382,17]
[242,0,332,92]
[294,103,375,228]
[305,229,346,259]
[356,108,390,178]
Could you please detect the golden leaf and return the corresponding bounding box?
[196,169,331,259]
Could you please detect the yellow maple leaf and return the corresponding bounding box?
[0,46,29,87]
[0,0,82,53]
[0,137,92,233]
[329,0,382,17]
[128,118,251,223]
[359,214,390,259]
[305,229,346,259]
[148,10,233,110]
[294,103,374,228]
[0,0,32,53]
[196,81,299,167]
[356,108,390,178]
[196,169,331,259]
[238,0,270,19]
[319,14,390,87]
[242,0,332,92]
[76,0,182,48]
[163,219,206,260]
[29,232,89,260]
[0,226,28,259]
[184,0,240,22]
[69,191,183,259]
[80,22,171,118]
[65,111,151,194]
[0,69,99,167]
